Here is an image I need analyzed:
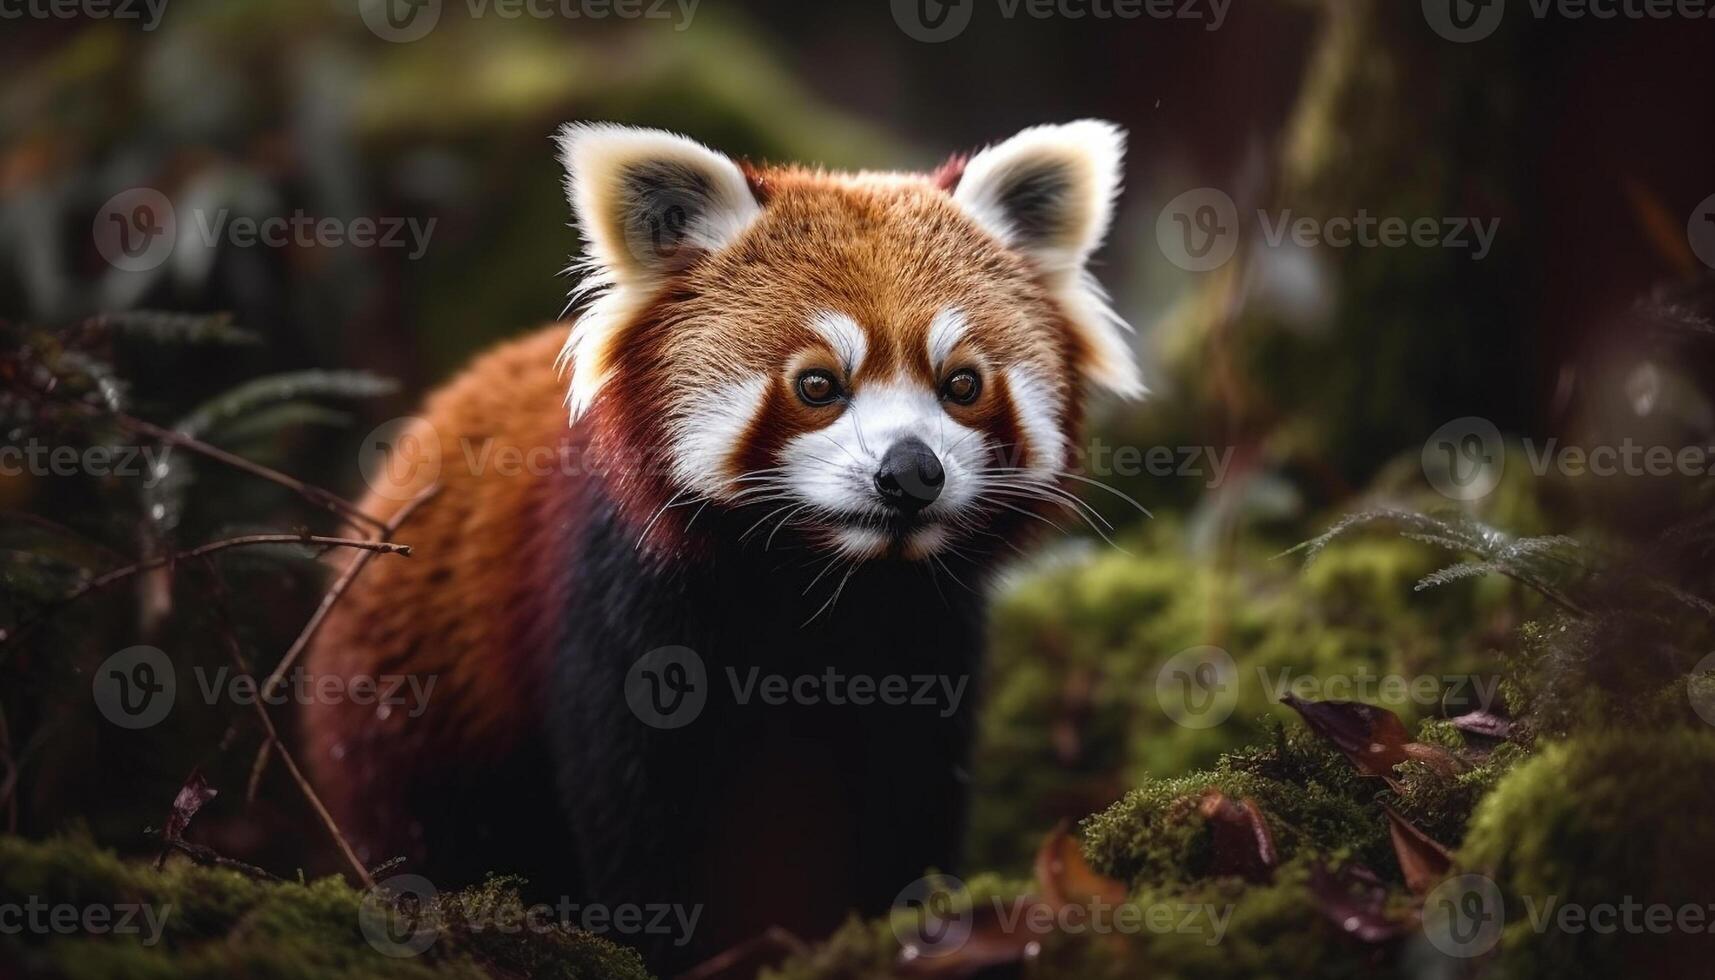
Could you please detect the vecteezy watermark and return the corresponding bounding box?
[355,419,1234,494]
[1517,895,1715,936]
[726,667,969,718]
[0,441,173,487]
[1690,652,1715,728]
[623,647,970,729]
[1423,874,1506,957]
[1424,0,1715,42]
[1423,417,1715,501]
[0,0,167,29]
[360,875,442,957]
[1077,440,1234,487]
[0,898,172,946]
[1155,646,1240,730]
[359,875,702,957]
[92,646,437,729]
[1157,189,1501,273]
[358,417,444,502]
[1691,193,1715,271]
[192,667,436,719]
[891,0,1228,42]
[625,646,709,729]
[356,0,698,42]
[92,646,177,730]
[1154,649,1504,730]
[1422,417,1506,502]
[890,874,1233,960]
[93,189,436,273]
[1262,669,1503,714]
[1423,872,1715,958]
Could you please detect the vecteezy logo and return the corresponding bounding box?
[1690,652,1715,728]
[621,185,701,274]
[625,646,708,729]
[1422,873,1504,958]
[1422,417,1504,501]
[1156,188,1240,273]
[891,0,974,42]
[93,188,177,273]
[1155,646,1239,729]
[1689,193,1715,271]
[92,646,177,730]
[359,875,441,957]
[358,417,442,502]
[358,0,442,42]
[890,873,973,959]
[1423,0,1505,43]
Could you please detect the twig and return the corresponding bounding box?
[247,485,439,802]
[261,486,437,701]
[203,565,376,889]
[0,533,410,648]
[156,837,284,882]
[111,412,387,533]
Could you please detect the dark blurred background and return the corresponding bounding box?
[3,0,1715,883]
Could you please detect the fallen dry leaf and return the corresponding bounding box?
[1383,807,1454,896]
[1033,823,1129,909]
[1280,694,1463,782]
[1307,862,1410,944]
[895,898,1046,979]
[164,768,217,845]
[1197,788,1278,884]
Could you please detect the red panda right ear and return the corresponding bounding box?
[555,123,762,289]
[553,124,762,421]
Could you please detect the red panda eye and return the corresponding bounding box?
[942,369,981,405]
[796,370,842,406]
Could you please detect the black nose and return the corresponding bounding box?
[874,437,945,514]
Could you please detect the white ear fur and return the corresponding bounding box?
[954,120,1144,398]
[553,123,762,420]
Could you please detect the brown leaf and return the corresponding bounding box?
[1033,823,1129,909]
[1280,695,1411,778]
[1383,807,1454,896]
[1307,862,1410,944]
[895,897,1046,979]
[155,768,218,870]
[1197,788,1278,884]
[164,768,217,845]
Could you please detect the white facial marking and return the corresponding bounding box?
[926,307,969,371]
[668,374,768,498]
[807,310,868,376]
[1005,365,1066,482]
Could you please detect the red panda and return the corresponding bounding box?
[302,121,1143,970]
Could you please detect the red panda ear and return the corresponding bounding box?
[953,121,1144,399]
[555,123,762,288]
[553,124,762,420]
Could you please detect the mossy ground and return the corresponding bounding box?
[0,836,649,980]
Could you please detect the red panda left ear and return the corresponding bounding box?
[553,123,762,420]
[953,120,1144,399]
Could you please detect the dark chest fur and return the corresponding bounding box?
[538,486,993,970]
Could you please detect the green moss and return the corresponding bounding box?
[0,836,650,980]
[1081,726,1389,888]
[969,522,1499,872]
[1459,730,1715,979]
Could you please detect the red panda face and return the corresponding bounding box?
[556,123,1143,562]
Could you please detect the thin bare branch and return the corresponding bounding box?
[113,412,386,533]
[0,533,410,648]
